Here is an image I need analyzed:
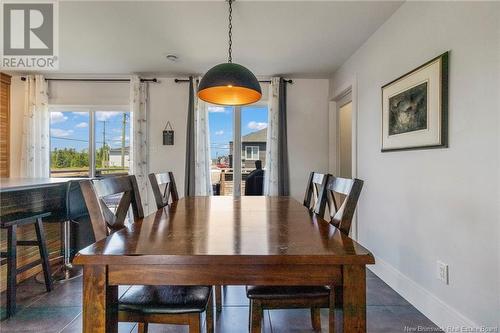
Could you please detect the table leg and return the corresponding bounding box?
[82,265,118,333]
[342,265,366,333]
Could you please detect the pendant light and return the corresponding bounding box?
[198,0,262,106]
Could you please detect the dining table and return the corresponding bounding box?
[73,196,375,333]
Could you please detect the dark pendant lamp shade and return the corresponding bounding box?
[198,63,262,106]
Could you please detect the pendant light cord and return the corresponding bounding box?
[228,0,233,63]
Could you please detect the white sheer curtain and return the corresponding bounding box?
[21,75,50,178]
[194,78,213,196]
[264,77,280,196]
[130,76,149,209]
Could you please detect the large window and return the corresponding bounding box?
[208,104,268,196]
[49,107,130,178]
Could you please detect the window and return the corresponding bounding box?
[245,146,259,160]
[49,107,130,178]
[208,104,268,196]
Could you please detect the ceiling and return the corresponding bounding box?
[52,1,403,77]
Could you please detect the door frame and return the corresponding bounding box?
[329,76,359,239]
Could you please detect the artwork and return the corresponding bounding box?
[382,52,448,151]
[388,82,427,136]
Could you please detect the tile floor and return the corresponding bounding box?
[0,270,441,333]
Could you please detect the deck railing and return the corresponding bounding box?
[212,168,259,195]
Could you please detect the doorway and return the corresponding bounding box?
[338,101,352,178]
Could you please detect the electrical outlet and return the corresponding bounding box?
[437,261,449,284]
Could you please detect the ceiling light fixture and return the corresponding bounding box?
[166,54,178,62]
[198,0,261,106]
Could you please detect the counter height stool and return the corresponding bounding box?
[0,211,53,318]
[35,180,86,284]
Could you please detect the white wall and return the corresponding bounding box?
[330,1,500,327]
[48,81,129,106]
[9,77,330,203]
[287,79,330,200]
[147,78,189,197]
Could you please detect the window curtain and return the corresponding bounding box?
[185,77,213,196]
[21,75,50,178]
[130,75,149,210]
[194,77,213,196]
[185,77,196,196]
[264,77,290,196]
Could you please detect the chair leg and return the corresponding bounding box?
[250,300,263,333]
[34,218,53,292]
[206,291,214,333]
[215,285,222,312]
[311,307,321,331]
[248,300,252,332]
[188,313,201,333]
[329,286,336,333]
[137,322,148,333]
[334,285,343,309]
[6,225,17,318]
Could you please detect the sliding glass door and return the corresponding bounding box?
[49,106,130,178]
[208,104,268,196]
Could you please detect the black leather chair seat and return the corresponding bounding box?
[119,285,211,314]
[246,286,330,300]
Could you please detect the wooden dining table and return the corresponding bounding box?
[73,196,375,333]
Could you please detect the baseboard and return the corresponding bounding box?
[368,255,477,329]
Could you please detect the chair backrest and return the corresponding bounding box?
[324,176,363,235]
[79,175,144,241]
[244,169,264,196]
[148,172,179,209]
[303,172,329,216]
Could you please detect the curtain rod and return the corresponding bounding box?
[20,77,158,83]
[174,78,293,84]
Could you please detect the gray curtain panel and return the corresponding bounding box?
[278,77,290,196]
[184,76,196,196]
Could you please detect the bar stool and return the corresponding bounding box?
[0,212,53,318]
[34,180,86,284]
[51,180,84,281]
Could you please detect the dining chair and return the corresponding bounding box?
[148,171,224,313]
[80,175,213,333]
[148,172,179,210]
[246,175,364,333]
[303,171,329,217]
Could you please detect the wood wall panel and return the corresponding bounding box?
[0,73,10,177]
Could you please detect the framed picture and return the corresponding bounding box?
[381,52,448,152]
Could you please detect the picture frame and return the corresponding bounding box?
[381,52,449,152]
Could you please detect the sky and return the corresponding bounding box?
[50,111,130,152]
[208,105,268,159]
[49,105,268,159]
